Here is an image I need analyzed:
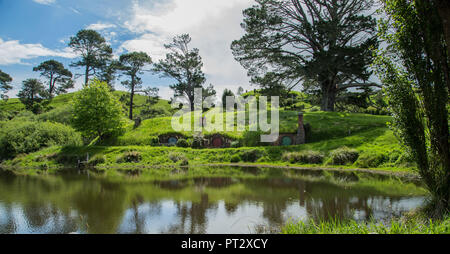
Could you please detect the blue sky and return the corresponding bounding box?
[0,0,254,99]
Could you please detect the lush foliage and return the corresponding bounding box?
[0,121,82,159]
[72,80,126,140]
[375,0,450,215]
[231,0,379,111]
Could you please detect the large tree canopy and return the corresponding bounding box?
[0,69,12,100]
[154,34,215,111]
[118,51,153,120]
[33,60,73,98]
[231,0,380,111]
[69,29,113,86]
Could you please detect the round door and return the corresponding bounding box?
[168,137,178,145]
[281,136,293,146]
[212,137,223,148]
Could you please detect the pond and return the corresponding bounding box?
[0,167,425,234]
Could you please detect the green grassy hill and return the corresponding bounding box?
[0,91,174,119]
[1,91,414,173]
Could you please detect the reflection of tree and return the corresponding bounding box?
[0,204,16,234]
[0,171,423,234]
[164,193,218,234]
[224,202,238,215]
[71,181,127,234]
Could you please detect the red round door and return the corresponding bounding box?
[212,137,223,148]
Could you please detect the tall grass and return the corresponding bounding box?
[281,216,450,234]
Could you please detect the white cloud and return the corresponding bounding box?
[32,0,56,5]
[86,22,117,31]
[0,38,76,65]
[119,0,255,97]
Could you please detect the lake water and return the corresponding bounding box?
[0,168,425,234]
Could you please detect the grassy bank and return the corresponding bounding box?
[1,137,416,177]
[281,216,450,234]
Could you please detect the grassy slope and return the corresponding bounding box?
[0,91,173,118]
[1,92,410,174]
[1,112,413,174]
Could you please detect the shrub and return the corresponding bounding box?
[230,140,242,148]
[150,136,160,146]
[72,80,126,140]
[88,154,106,166]
[191,136,204,149]
[230,154,241,163]
[0,121,83,159]
[282,151,324,164]
[176,139,190,148]
[240,149,265,162]
[168,152,189,165]
[355,151,388,168]
[117,151,142,163]
[328,147,359,165]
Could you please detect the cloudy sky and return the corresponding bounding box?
[0,0,255,99]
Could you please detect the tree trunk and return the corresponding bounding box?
[85,65,89,85]
[129,76,135,120]
[320,81,337,112]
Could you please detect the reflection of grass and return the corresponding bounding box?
[282,216,450,234]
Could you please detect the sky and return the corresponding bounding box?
[0,0,255,100]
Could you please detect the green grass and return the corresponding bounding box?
[281,216,450,234]
[0,91,174,118]
[1,92,412,174]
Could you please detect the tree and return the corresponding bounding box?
[375,0,449,216]
[0,69,12,100]
[118,52,152,120]
[140,87,166,119]
[231,0,380,111]
[222,89,235,110]
[154,34,212,111]
[33,60,73,98]
[237,86,244,96]
[17,79,47,114]
[72,79,126,140]
[69,29,113,85]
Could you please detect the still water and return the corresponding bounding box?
[0,168,425,234]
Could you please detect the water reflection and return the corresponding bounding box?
[0,169,424,234]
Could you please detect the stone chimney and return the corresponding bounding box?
[296,112,306,144]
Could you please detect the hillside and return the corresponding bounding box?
[0,91,174,120]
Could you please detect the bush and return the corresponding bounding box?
[0,121,83,159]
[240,149,265,162]
[191,136,204,149]
[355,151,387,168]
[230,154,241,163]
[231,140,242,148]
[117,151,142,163]
[150,136,160,146]
[88,154,106,166]
[176,139,190,148]
[282,151,324,164]
[168,152,189,166]
[328,147,359,165]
